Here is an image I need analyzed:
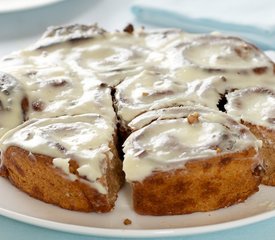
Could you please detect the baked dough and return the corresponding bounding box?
[0,24,274,215]
[123,106,262,215]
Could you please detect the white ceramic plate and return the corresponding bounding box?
[0,0,63,13]
[1,178,275,238]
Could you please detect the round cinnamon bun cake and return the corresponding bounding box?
[0,23,274,215]
[123,106,262,215]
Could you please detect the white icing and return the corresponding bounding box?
[0,114,114,194]
[0,66,116,124]
[0,30,151,87]
[123,106,260,181]
[2,28,274,127]
[115,35,275,123]
[183,39,268,69]
[225,88,275,129]
[52,157,77,181]
[0,72,26,136]
[0,25,273,189]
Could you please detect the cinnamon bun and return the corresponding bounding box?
[0,114,124,212]
[123,106,262,215]
[115,34,275,129]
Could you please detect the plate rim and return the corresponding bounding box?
[1,205,275,238]
[0,0,63,13]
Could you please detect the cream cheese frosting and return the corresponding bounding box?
[0,23,274,189]
[225,88,275,129]
[123,106,261,181]
[0,64,116,125]
[0,114,114,194]
[115,34,275,123]
[0,72,26,136]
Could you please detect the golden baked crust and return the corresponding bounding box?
[2,144,124,212]
[131,148,261,215]
[123,106,262,215]
[241,121,275,186]
[1,24,273,216]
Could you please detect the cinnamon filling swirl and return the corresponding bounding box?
[123,106,261,181]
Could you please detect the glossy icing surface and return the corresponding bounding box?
[0,72,26,136]
[0,24,274,185]
[226,88,275,129]
[0,114,114,194]
[115,34,275,123]
[123,106,261,181]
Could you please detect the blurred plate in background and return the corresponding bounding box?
[0,0,63,13]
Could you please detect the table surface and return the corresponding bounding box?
[0,0,275,239]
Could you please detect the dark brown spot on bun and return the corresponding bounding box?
[221,76,227,82]
[21,97,29,121]
[253,165,265,177]
[239,128,248,135]
[234,45,253,58]
[221,134,229,140]
[219,157,232,166]
[123,24,134,34]
[55,143,67,153]
[69,37,89,45]
[253,67,267,74]
[234,47,242,57]
[99,83,108,88]
[148,90,174,97]
[48,78,68,87]
[32,100,45,112]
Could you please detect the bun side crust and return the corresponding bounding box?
[131,148,261,215]
[2,144,124,212]
[241,121,275,186]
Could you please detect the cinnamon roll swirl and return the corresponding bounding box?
[123,106,262,215]
[0,66,116,124]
